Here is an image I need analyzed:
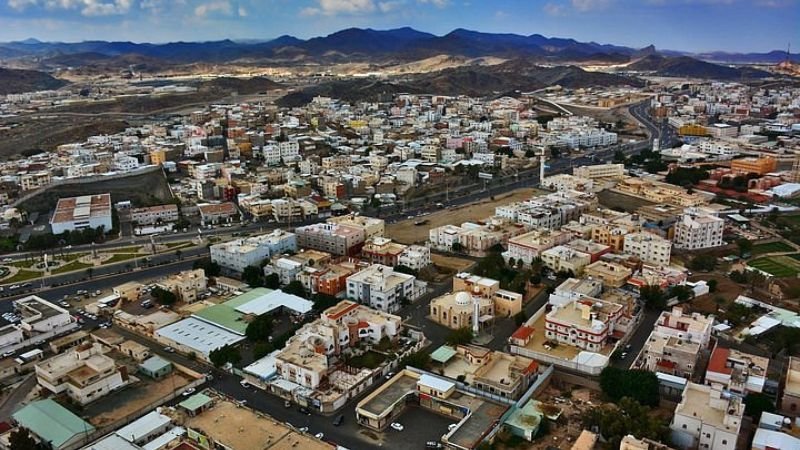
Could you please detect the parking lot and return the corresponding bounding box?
[381,405,458,450]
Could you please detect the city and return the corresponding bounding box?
[0,1,798,450]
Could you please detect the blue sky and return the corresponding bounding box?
[0,0,797,52]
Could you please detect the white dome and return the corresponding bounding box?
[455,291,471,306]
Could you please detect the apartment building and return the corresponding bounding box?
[295,222,365,256]
[541,174,594,192]
[130,204,179,226]
[573,163,625,179]
[440,345,540,400]
[210,230,298,273]
[50,193,113,234]
[502,229,573,266]
[674,209,725,250]
[35,342,128,405]
[544,297,627,352]
[430,274,523,329]
[541,245,592,275]
[655,307,714,347]
[705,344,768,396]
[362,237,407,267]
[670,382,743,450]
[780,357,800,415]
[197,202,239,225]
[155,268,207,303]
[583,260,633,288]
[639,334,701,378]
[327,214,385,240]
[397,245,432,271]
[19,171,51,191]
[615,178,708,207]
[623,232,672,267]
[565,239,612,263]
[346,264,423,313]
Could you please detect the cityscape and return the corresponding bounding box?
[0,1,799,450]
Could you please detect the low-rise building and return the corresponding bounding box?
[436,344,540,400]
[50,193,113,235]
[502,229,573,266]
[11,399,95,450]
[544,297,627,352]
[623,232,672,267]
[638,334,701,378]
[705,344,768,396]
[362,237,407,266]
[673,208,725,250]
[541,245,591,275]
[779,356,800,415]
[654,307,714,347]
[346,264,424,313]
[130,204,179,226]
[327,214,385,240]
[583,260,633,288]
[210,230,297,273]
[155,268,207,303]
[35,342,128,405]
[670,382,743,450]
[397,245,432,271]
[295,222,366,256]
[198,202,239,225]
[573,163,625,179]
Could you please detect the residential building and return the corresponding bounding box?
[564,239,612,263]
[397,245,432,271]
[573,163,625,179]
[11,399,95,450]
[130,204,179,226]
[623,232,672,267]
[544,297,628,352]
[19,171,51,191]
[730,156,777,176]
[548,278,603,308]
[655,307,714,347]
[346,264,423,313]
[502,229,573,266]
[779,357,800,415]
[155,268,207,303]
[670,382,743,450]
[674,209,725,250]
[437,344,540,400]
[362,237,407,267]
[198,202,239,225]
[296,222,366,256]
[541,245,592,275]
[50,193,113,234]
[327,214,385,240]
[583,260,633,288]
[638,334,701,378]
[541,174,594,192]
[210,230,297,273]
[35,342,128,405]
[705,344,768,396]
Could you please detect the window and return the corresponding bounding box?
[722,440,727,445]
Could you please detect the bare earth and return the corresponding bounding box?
[387,187,542,244]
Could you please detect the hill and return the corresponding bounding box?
[628,55,771,79]
[0,67,67,94]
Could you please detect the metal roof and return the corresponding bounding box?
[178,393,213,412]
[12,399,95,449]
[430,345,457,364]
[115,411,171,443]
[155,317,244,356]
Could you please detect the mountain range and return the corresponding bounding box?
[1,27,795,65]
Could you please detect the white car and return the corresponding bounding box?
[298,427,309,433]
[314,433,324,440]
[448,424,458,431]
[390,422,404,432]
[182,387,195,396]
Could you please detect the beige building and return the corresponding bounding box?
[113,281,144,301]
[502,229,573,266]
[327,214,385,240]
[615,178,708,207]
[438,345,540,400]
[130,204,179,226]
[155,268,207,303]
[35,342,128,405]
[670,382,743,450]
[583,260,633,288]
[430,274,523,330]
[19,171,51,191]
[780,357,800,416]
[573,163,625,179]
[623,232,672,267]
[638,334,701,378]
[541,245,591,275]
[362,237,407,266]
[545,296,628,352]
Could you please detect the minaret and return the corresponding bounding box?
[472,286,481,336]
[539,149,546,182]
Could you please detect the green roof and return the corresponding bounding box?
[179,392,213,412]
[430,345,457,364]
[192,288,273,335]
[13,399,95,448]
[139,355,172,373]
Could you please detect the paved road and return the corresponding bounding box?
[612,308,662,369]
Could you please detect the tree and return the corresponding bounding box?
[714,296,726,312]
[253,341,273,360]
[581,397,669,450]
[209,345,241,367]
[600,367,660,407]
[688,254,717,272]
[707,279,718,293]
[193,258,221,277]
[514,311,527,326]
[399,351,431,370]
[529,273,542,286]
[670,284,694,302]
[613,149,626,163]
[246,314,273,342]
[9,427,39,450]
[639,285,666,310]
[446,327,474,346]
[151,286,178,306]
[283,280,307,298]
[242,265,265,287]
[737,238,753,257]
[451,242,465,253]
[311,293,339,311]
[744,393,776,421]
[86,267,94,279]
[394,265,418,276]
[264,273,280,289]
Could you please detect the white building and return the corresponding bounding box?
[112,155,139,172]
[210,230,297,273]
[670,382,742,450]
[673,209,725,250]
[279,140,300,162]
[573,163,625,179]
[397,245,432,271]
[262,144,282,165]
[623,232,672,267]
[50,194,113,235]
[35,343,127,405]
[346,264,423,313]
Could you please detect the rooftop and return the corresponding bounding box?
[50,193,112,225]
[12,399,95,448]
[155,317,244,356]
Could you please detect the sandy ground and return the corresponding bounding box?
[387,187,542,244]
[87,373,192,427]
[431,254,475,273]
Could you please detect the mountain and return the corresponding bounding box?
[0,67,67,94]
[627,55,771,79]
[694,50,798,64]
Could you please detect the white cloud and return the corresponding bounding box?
[417,0,448,7]
[237,5,246,16]
[378,0,404,12]
[570,0,612,11]
[194,1,233,17]
[8,0,133,16]
[300,0,377,16]
[543,2,565,15]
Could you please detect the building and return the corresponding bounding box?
[573,163,625,179]
[50,193,113,234]
[583,260,633,288]
[544,297,627,352]
[655,307,714,347]
[362,237,407,266]
[397,245,432,271]
[502,229,573,267]
[35,342,128,405]
[730,156,777,176]
[130,204,179,226]
[327,214,385,240]
[11,399,96,450]
[623,232,672,267]
[673,209,725,250]
[210,230,297,273]
[155,268,207,303]
[638,334,701,378]
[138,355,173,380]
[707,123,738,138]
[705,344,768,396]
[779,357,800,415]
[197,202,239,225]
[435,344,540,400]
[19,171,51,191]
[295,222,365,256]
[346,264,423,313]
[670,382,743,450]
[541,245,592,276]
[0,295,77,355]
[541,174,594,192]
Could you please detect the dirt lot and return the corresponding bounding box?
[687,273,744,314]
[86,372,192,427]
[387,187,543,244]
[431,254,475,272]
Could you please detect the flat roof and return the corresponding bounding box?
[448,400,507,449]
[235,289,313,316]
[244,350,279,380]
[179,392,213,412]
[115,410,171,442]
[85,434,140,450]
[139,355,171,373]
[360,374,419,417]
[418,374,455,392]
[156,317,244,356]
[50,193,112,225]
[430,345,457,364]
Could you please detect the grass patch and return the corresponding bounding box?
[166,241,189,249]
[751,241,795,255]
[51,260,93,275]
[108,246,142,254]
[8,260,36,268]
[748,255,800,277]
[347,351,387,370]
[104,253,139,264]
[2,269,41,284]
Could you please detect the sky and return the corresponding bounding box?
[0,0,798,53]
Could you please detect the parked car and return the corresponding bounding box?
[240,380,250,388]
[298,407,311,415]
[390,422,404,431]
[448,424,458,431]
[314,433,324,440]
[284,400,292,408]
[426,442,443,449]
[333,415,344,426]
[182,387,195,396]
[163,346,175,353]
[298,427,309,433]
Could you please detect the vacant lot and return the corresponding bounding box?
[751,241,795,255]
[748,255,800,278]
[598,189,655,212]
[387,187,541,244]
[431,254,474,272]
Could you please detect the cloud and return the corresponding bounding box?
[300,0,377,16]
[8,0,133,16]
[378,0,404,12]
[570,0,612,11]
[237,5,246,16]
[543,2,565,15]
[417,0,448,7]
[194,1,233,17]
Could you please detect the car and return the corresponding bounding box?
[448,424,458,431]
[298,407,311,415]
[240,380,250,388]
[385,371,395,380]
[1,351,14,358]
[333,415,344,426]
[426,442,444,449]
[390,422,404,431]
[621,352,628,359]
[163,346,175,353]
[314,433,324,440]
[284,400,292,408]
[182,387,195,396]
[298,427,309,433]
[237,399,247,406]
[59,301,70,308]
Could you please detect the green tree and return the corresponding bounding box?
[707,279,718,293]
[242,265,265,287]
[311,293,339,311]
[246,315,273,342]
[399,351,431,370]
[529,273,542,285]
[670,284,694,302]
[253,341,274,360]
[613,149,626,163]
[451,242,465,253]
[599,367,660,407]
[744,393,775,421]
[283,280,307,298]
[193,258,221,277]
[264,273,280,289]
[581,397,669,450]
[639,285,666,310]
[209,345,242,367]
[736,238,754,257]
[394,265,418,276]
[446,327,474,346]
[151,286,178,306]
[9,427,39,450]
[714,296,726,312]
[688,254,717,272]
[514,311,527,326]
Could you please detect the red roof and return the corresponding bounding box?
[511,326,534,341]
[707,346,732,375]
[657,359,677,369]
[523,360,539,375]
[0,422,12,434]
[357,320,370,329]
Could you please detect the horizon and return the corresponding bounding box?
[0,1,797,53]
